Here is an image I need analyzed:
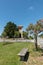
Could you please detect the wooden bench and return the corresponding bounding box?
[18,48,28,61]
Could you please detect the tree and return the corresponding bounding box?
[26,20,43,50]
[23,31,28,39]
[2,31,7,38]
[3,21,18,38]
[14,31,20,38]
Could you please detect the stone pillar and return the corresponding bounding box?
[19,29,23,38]
[18,26,23,38]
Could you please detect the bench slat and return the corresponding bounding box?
[18,48,28,56]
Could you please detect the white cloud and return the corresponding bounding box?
[29,6,34,10]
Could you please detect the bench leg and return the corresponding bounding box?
[20,56,24,61]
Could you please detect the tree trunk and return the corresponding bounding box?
[34,33,38,50]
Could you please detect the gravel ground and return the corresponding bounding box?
[0,37,43,44]
[0,38,34,42]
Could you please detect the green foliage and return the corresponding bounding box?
[28,36,34,39]
[2,31,7,38]
[23,31,28,38]
[26,20,43,33]
[3,22,18,38]
[26,23,34,31]
[14,31,20,38]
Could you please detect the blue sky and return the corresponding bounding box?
[0,0,43,35]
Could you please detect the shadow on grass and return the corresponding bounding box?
[20,52,29,62]
[33,47,43,56]
[38,47,43,56]
[3,42,13,46]
[33,46,43,52]
[38,47,43,52]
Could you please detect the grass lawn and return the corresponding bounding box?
[0,42,43,65]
